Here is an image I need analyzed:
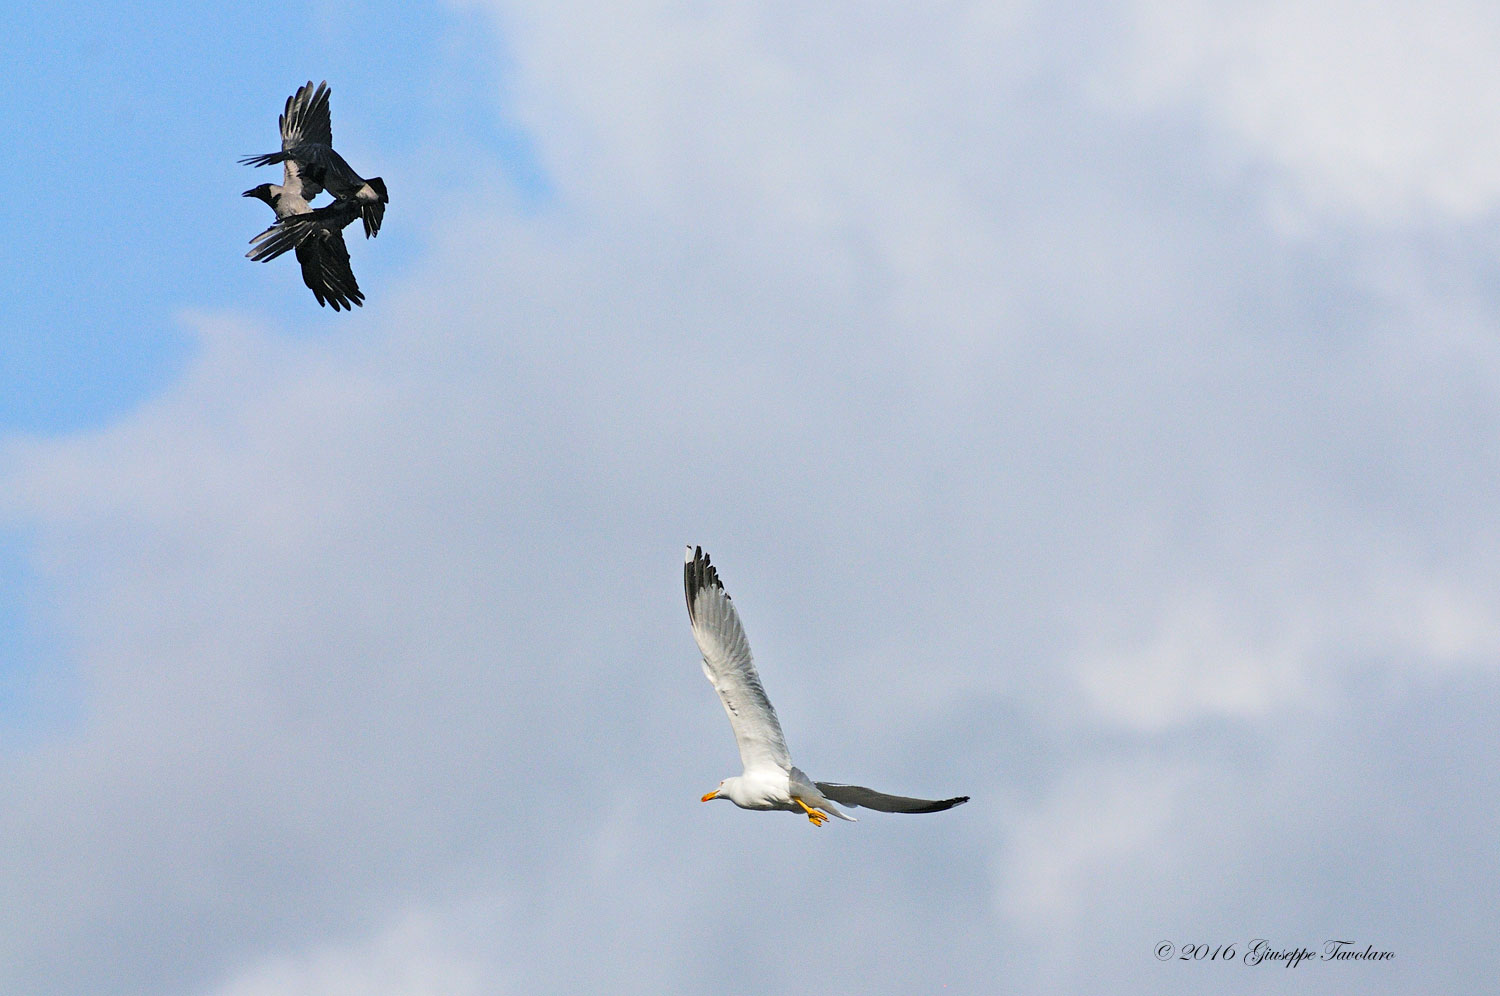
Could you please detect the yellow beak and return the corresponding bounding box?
[701,790,719,802]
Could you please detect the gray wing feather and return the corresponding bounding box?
[246,200,359,262]
[813,782,969,813]
[240,86,357,195]
[281,82,332,201]
[281,81,333,150]
[685,546,792,773]
[247,220,299,262]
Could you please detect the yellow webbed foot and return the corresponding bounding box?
[794,798,829,826]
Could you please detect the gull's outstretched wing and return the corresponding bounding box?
[813,783,969,814]
[684,546,791,774]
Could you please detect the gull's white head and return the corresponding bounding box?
[701,774,782,810]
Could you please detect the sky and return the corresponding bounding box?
[2,0,1498,992]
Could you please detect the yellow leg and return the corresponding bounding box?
[794,797,829,826]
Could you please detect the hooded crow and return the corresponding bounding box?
[240,80,388,238]
[241,81,364,310]
[244,185,364,310]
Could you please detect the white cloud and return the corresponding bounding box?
[1075,591,1308,730]
[1099,0,1500,224]
[1001,759,1194,926]
[205,910,494,996]
[1074,572,1500,732]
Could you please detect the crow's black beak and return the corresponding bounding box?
[242,188,258,198]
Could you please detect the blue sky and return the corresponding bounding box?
[0,0,546,429]
[3,1,1500,994]
[0,0,545,723]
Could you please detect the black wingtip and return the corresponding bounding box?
[684,545,728,621]
[910,795,970,813]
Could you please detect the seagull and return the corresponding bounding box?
[684,545,969,826]
[240,80,388,238]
